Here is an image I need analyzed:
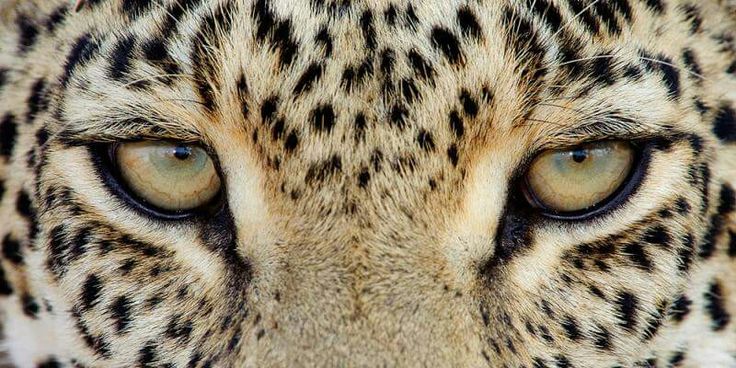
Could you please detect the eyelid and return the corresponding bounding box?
[530,116,681,152]
[57,117,202,147]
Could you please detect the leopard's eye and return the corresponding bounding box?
[113,141,222,213]
[523,141,635,216]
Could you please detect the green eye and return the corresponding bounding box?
[114,141,222,213]
[523,141,635,214]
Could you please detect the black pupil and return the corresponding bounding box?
[173,146,192,160]
[571,148,587,163]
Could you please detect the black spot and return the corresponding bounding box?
[228,329,242,350]
[110,295,132,333]
[16,190,33,219]
[699,215,723,259]
[45,5,69,33]
[617,292,638,331]
[354,113,367,142]
[271,118,285,140]
[160,0,205,36]
[260,96,279,122]
[358,170,370,188]
[680,4,702,34]
[81,274,102,310]
[675,197,691,215]
[610,0,633,22]
[729,231,736,258]
[643,225,671,248]
[704,280,731,331]
[314,26,333,56]
[533,358,548,368]
[643,0,665,14]
[142,38,180,76]
[0,113,18,157]
[407,50,435,82]
[380,48,395,76]
[22,294,40,318]
[360,10,376,50]
[305,155,342,184]
[591,53,615,86]
[669,351,685,367]
[430,27,463,64]
[384,4,397,25]
[566,0,600,35]
[447,145,459,166]
[284,131,299,152]
[459,89,479,117]
[416,130,435,151]
[642,311,663,341]
[592,2,621,35]
[457,7,482,40]
[166,315,193,342]
[390,104,408,129]
[623,64,642,80]
[0,263,13,295]
[555,355,572,368]
[108,35,136,82]
[139,342,157,368]
[2,235,23,265]
[61,33,100,88]
[592,324,612,350]
[623,242,652,271]
[404,4,419,29]
[400,78,420,104]
[121,0,154,19]
[341,67,356,91]
[528,0,563,31]
[16,15,39,54]
[449,110,464,138]
[26,78,49,124]
[659,60,680,99]
[0,69,7,92]
[253,0,299,67]
[37,357,61,368]
[562,316,581,341]
[718,184,735,215]
[678,233,695,273]
[293,62,324,96]
[670,294,691,322]
[712,104,736,143]
[311,104,336,133]
[681,49,702,82]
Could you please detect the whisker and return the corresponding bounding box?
[122,73,196,88]
[156,97,207,106]
[551,0,601,40]
[638,56,705,80]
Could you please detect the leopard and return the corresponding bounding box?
[0,0,734,366]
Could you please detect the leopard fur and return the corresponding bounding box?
[0,0,734,367]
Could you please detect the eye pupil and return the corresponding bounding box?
[571,149,587,163]
[173,146,192,160]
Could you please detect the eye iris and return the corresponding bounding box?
[115,141,222,214]
[524,141,635,215]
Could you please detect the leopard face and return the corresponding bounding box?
[0,0,734,367]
